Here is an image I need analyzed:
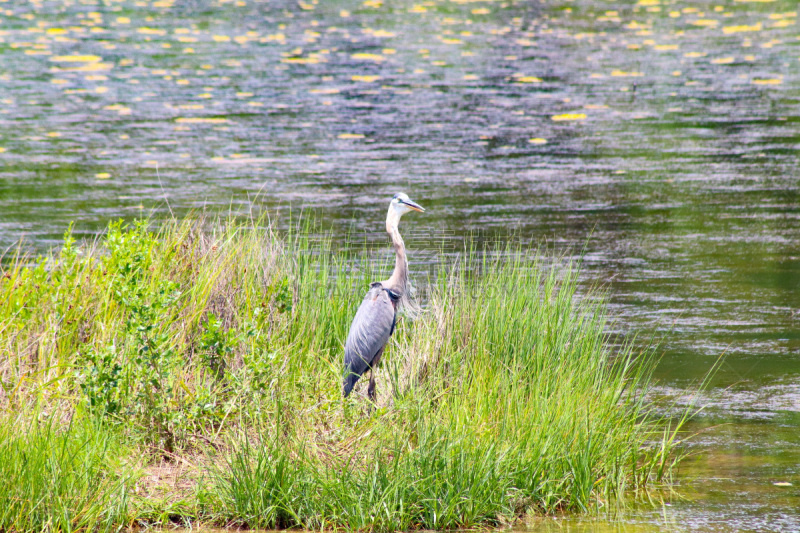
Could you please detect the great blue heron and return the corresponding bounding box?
[342,193,425,401]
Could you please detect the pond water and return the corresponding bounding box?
[1,0,799,530]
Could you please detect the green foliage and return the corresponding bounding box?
[199,313,235,379]
[77,345,123,415]
[0,216,691,530]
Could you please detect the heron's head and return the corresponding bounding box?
[390,193,425,216]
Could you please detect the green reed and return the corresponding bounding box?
[0,415,132,533]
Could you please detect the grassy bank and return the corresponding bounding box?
[0,217,685,531]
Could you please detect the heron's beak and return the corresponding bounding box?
[401,199,425,212]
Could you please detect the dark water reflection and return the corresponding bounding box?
[1,0,800,530]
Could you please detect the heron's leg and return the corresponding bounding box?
[367,347,385,404]
[367,371,377,403]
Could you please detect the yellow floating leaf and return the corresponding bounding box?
[51,62,113,72]
[175,117,229,123]
[281,57,320,64]
[382,48,396,55]
[338,133,365,139]
[691,19,719,27]
[50,54,102,62]
[528,138,547,144]
[47,131,61,137]
[116,17,130,24]
[752,78,782,85]
[611,70,643,77]
[51,78,68,84]
[95,172,110,179]
[551,113,587,121]
[684,51,707,57]
[310,88,340,94]
[0,147,6,153]
[472,8,490,14]
[340,10,350,17]
[409,5,427,13]
[137,27,166,35]
[439,37,463,44]
[46,28,67,35]
[212,35,230,42]
[236,92,253,97]
[654,44,678,50]
[463,74,478,80]
[104,104,131,115]
[768,12,796,19]
[723,23,762,34]
[371,29,395,38]
[516,76,542,83]
[351,53,385,61]
[352,75,381,82]
[711,57,735,64]
[774,482,793,486]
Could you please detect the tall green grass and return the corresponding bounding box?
[0,414,132,532]
[0,216,686,531]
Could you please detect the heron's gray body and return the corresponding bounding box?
[341,192,423,401]
[342,282,399,397]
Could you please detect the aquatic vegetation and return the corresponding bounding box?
[0,216,686,530]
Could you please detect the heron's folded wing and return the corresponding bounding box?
[344,286,396,379]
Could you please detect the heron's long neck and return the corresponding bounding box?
[385,211,408,294]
